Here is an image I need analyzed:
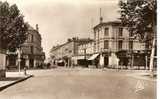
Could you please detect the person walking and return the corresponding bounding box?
[24,66,27,76]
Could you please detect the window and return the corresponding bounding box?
[30,46,34,54]
[69,50,72,53]
[118,40,123,50]
[104,40,109,49]
[65,48,68,51]
[129,32,133,37]
[104,28,109,36]
[28,34,34,42]
[129,41,133,50]
[31,35,34,42]
[119,28,123,36]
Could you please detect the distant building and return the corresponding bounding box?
[6,24,45,69]
[91,20,146,68]
[78,39,94,56]
[76,39,94,66]
[50,38,92,67]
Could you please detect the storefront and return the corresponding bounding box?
[72,55,88,67]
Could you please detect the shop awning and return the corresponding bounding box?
[72,56,85,60]
[77,56,85,60]
[58,60,63,63]
[88,54,99,60]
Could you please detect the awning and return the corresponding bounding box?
[88,54,99,60]
[72,56,85,60]
[76,56,85,60]
[58,60,63,63]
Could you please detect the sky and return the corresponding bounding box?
[3,0,120,58]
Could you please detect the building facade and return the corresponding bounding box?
[6,24,45,69]
[78,39,94,56]
[50,38,92,66]
[92,21,146,68]
[77,39,94,66]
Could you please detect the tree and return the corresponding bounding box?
[0,1,28,52]
[119,0,156,75]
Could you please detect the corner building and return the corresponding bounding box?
[93,21,146,68]
[6,24,45,69]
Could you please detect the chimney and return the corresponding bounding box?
[36,24,39,32]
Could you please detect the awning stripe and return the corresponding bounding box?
[88,54,99,60]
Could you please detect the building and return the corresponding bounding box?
[6,24,45,69]
[50,38,92,67]
[91,20,146,68]
[76,39,94,66]
[78,39,94,56]
[0,41,6,77]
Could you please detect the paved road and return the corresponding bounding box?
[0,68,156,99]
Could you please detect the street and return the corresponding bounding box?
[0,68,156,99]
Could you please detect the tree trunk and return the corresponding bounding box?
[149,37,156,77]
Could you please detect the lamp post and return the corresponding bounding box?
[17,47,21,73]
[100,48,104,68]
[83,48,87,67]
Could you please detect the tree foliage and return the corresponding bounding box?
[0,1,28,52]
[119,0,156,40]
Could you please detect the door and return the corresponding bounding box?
[29,59,34,68]
[104,56,109,67]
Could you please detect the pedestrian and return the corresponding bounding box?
[47,63,51,69]
[116,58,120,71]
[64,61,67,67]
[24,66,27,76]
[95,59,98,68]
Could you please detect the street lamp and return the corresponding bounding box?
[83,48,87,67]
[99,48,104,68]
[17,47,22,73]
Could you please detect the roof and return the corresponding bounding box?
[50,38,94,52]
[26,23,35,31]
[76,38,94,44]
[78,39,94,46]
[93,21,122,30]
[50,45,62,52]
[26,23,42,39]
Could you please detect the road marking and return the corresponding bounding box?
[135,80,145,93]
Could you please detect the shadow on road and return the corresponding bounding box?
[0,77,23,81]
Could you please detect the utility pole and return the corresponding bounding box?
[99,8,103,23]
[17,47,21,73]
[149,0,156,77]
[84,48,87,67]
[99,48,104,68]
[145,55,148,70]
[149,37,156,77]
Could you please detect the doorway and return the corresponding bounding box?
[104,56,109,67]
[29,59,34,68]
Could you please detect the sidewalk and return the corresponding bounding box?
[0,72,33,91]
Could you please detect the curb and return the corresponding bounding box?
[0,75,34,91]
